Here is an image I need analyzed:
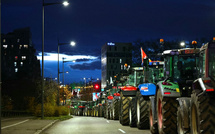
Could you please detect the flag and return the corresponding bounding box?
[141,47,147,64]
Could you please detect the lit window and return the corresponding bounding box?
[24,45,28,48]
[121,65,123,70]
[20,62,23,66]
[3,45,7,49]
[22,56,26,60]
[14,62,17,67]
[120,59,122,63]
[15,68,18,72]
[3,39,6,43]
[17,39,20,42]
[19,45,22,49]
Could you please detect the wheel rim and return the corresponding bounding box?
[191,104,198,134]
[129,107,132,124]
[137,99,140,123]
[158,99,163,129]
[113,105,115,118]
[150,108,153,128]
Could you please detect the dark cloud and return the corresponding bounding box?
[75,59,91,62]
[70,61,101,70]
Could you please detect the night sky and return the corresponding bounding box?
[2,0,215,83]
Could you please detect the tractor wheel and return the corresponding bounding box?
[107,104,111,120]
[129,98,137,127]
[136,92,149,129]
[157,89,177,134]
[79,109,83,116]
[120,94,131,126]
[92,107,95,117]
[99,105,103,117]
[112,99,119,120]
[149,99,158,134]
[190,91,215,134]
[103,104,106,118]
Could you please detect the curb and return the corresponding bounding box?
[34,120,59,134]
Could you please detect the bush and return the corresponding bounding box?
[54,106,61,117]
[60,106,70,115]
[34,104,41,117]
[44,103,55,117]
[34,104,70,117]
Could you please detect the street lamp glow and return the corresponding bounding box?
[63,1,69,6]
[180,42,185,47]
[70,41,76,46]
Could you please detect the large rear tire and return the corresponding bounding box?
[107,104,111,120]
[120,94,131,126]
[129,98,137,127]
[112,99,119,120]
[190,91,215,134]
[157,89,178,134]
[136,92,149,129]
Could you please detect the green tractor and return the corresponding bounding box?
[149,47,200,134]
[76,101,87,116]
[83,101,94,116]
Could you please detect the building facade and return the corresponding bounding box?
[101,42,132,89]
[1,27,40,81]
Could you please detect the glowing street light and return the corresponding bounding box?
[70,41,76,46]
[180,42,185,47]
[63,1,69,6]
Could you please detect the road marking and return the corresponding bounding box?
[34,120,58,134]
[2,119,29,129]
[106,120,109,123]
[118,129,126,133]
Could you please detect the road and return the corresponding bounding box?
[1,117,57,134]
[42,116,151,134]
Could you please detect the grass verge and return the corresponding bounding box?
[34,115,73,121]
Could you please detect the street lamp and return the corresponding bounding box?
[42,0,69,119]
[180,41,185,47]
[57,41,76,106]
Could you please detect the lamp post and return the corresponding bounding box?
[57,41,75,106]
[42,0,69,119]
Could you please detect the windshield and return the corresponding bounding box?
[209,48,215,80]
[128,70,143,86]
[144,67,163,83]
[173,55,197,81]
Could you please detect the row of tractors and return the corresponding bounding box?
[71,40,215,134]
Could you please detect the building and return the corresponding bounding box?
[101,42,132,89]
[1,27,40,81]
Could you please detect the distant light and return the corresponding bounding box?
[107,42,115,46]
[70,41,76,46]
[63,1,69,6]
[180,42,185,47]
[97,78,99,80]
[66,71,69,73]
[72,60,76,62]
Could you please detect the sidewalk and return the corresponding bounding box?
[2,117,58,134]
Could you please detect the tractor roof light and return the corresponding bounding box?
[192,40,197,45]
[160,39,164,44]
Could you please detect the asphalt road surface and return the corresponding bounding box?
[42,116,151,134]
